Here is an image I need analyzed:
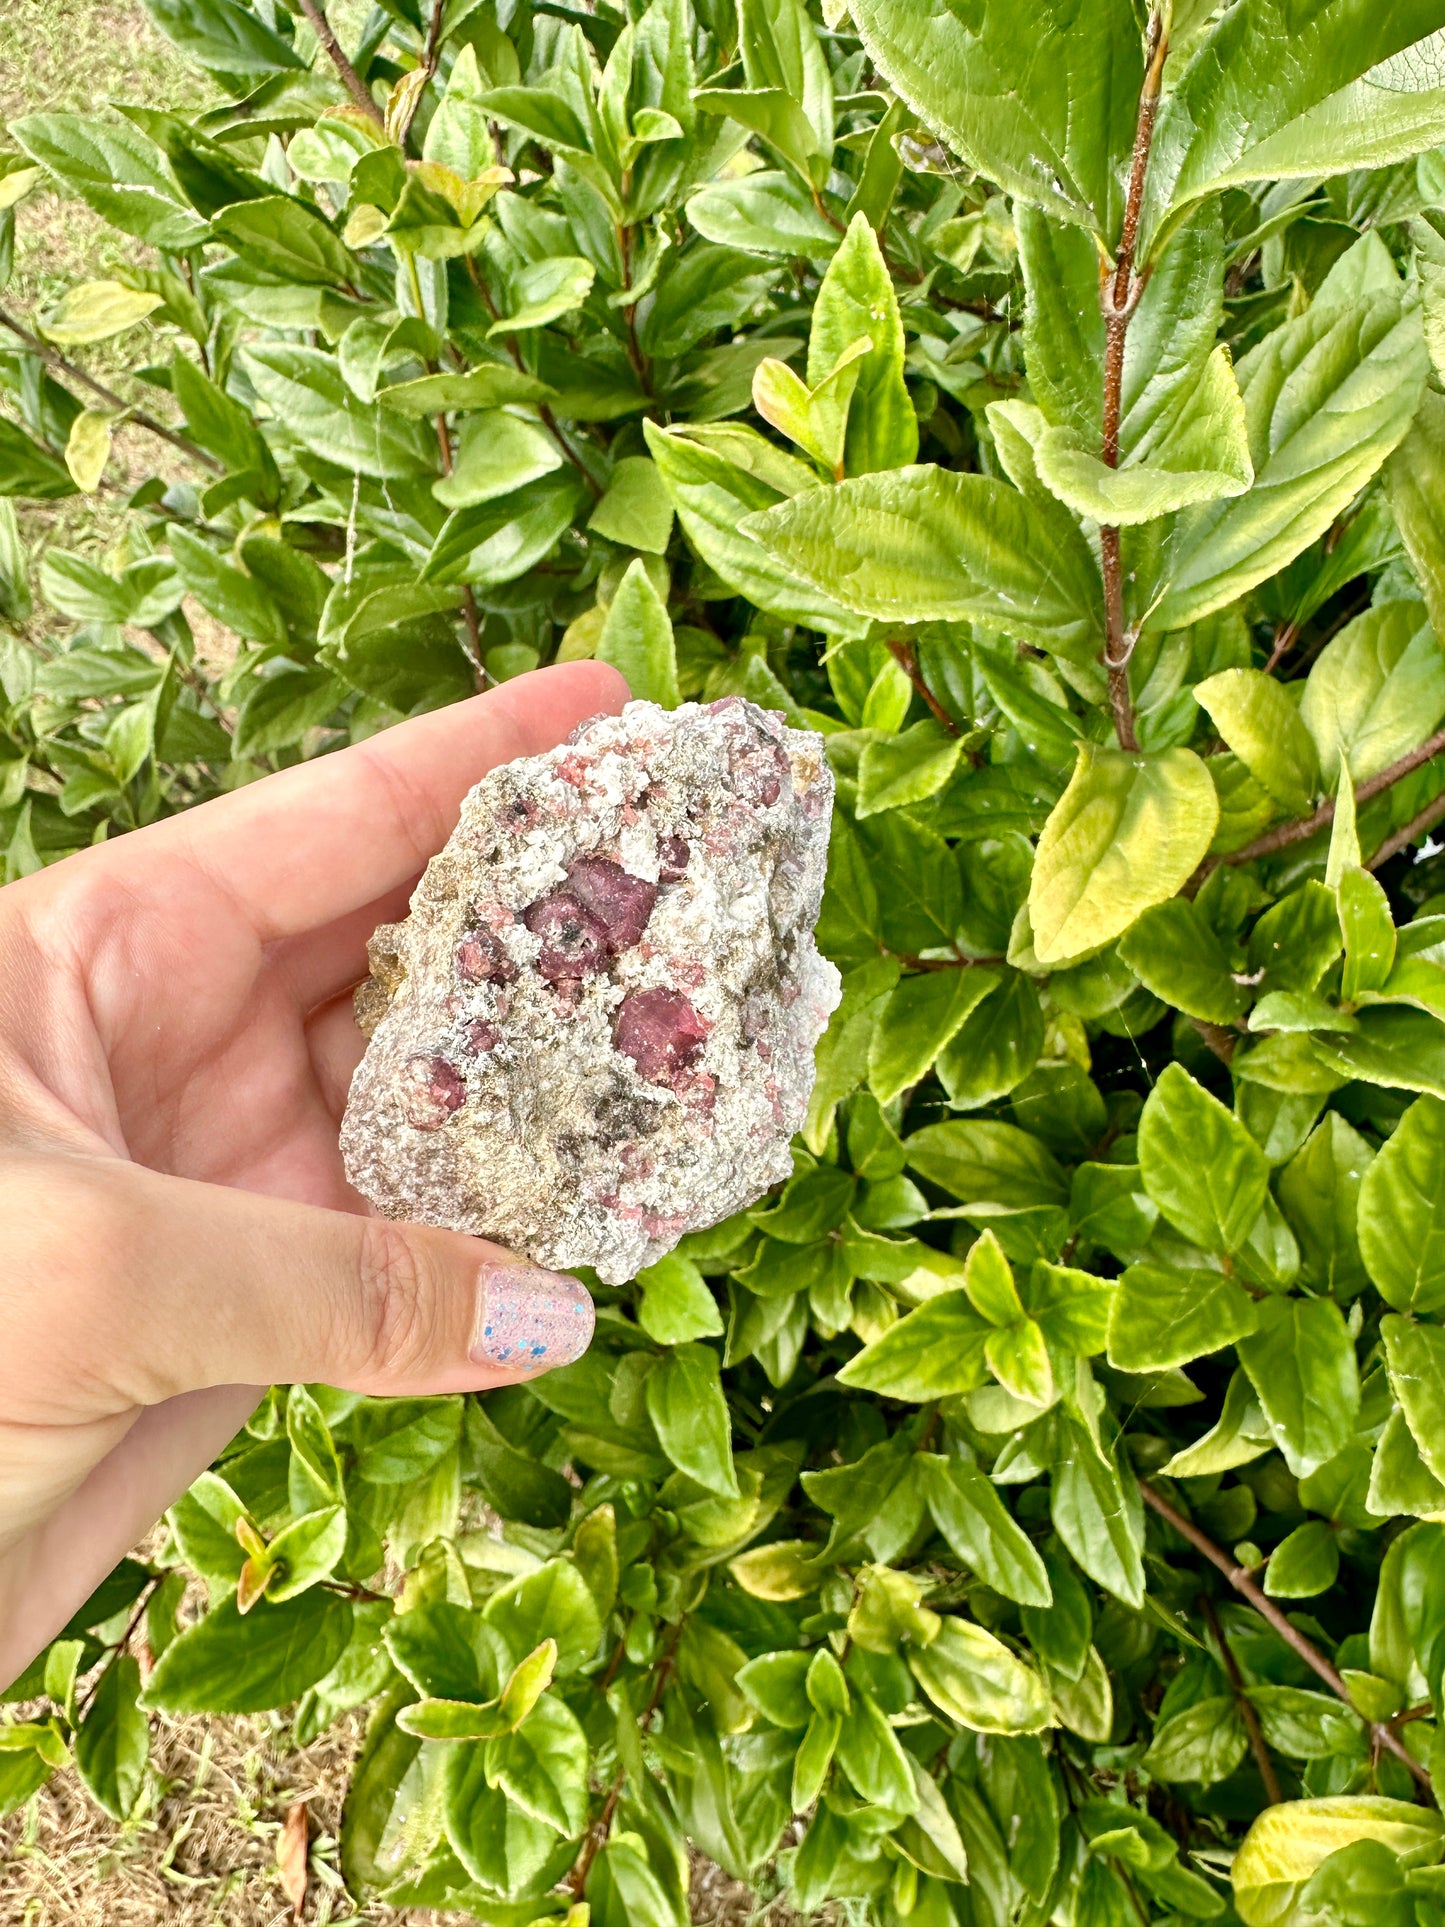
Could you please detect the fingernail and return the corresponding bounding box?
[472,1264,594,1374]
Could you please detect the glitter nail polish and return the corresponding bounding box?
[472,1264,595,1374]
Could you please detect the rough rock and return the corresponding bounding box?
[340,697,840,1284]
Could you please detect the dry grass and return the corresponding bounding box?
[1,1705,413,1927]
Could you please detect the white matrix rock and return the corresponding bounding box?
[340,697,840,1284]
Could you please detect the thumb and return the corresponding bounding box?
[11,1156,595,1408]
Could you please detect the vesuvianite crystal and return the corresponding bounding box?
[340,697,840,1284]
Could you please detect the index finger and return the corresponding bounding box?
[107,662,627,944]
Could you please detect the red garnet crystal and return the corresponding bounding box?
[564,858,658,949]
[658,835,690,882]
[522,891,611,980]
[400,1054,466,1128]
[614,987,708,1083]
[456,925,517,984]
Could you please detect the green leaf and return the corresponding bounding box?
[1339,866,1396,1001]
[938,969,1045,1112]
[1386,386,1445,638]
[1139,1063,1269,1254]
[1117,898,1249,1027]
[1144,1697,1249,1787]
[1277,1113,1374,1299]
[142,1594,353,1713]
[432,412,562,510]
[1194,668,1322,818]
[686,169,840,261]
[1231,1797,1444,1927]
[645,1343,738,1497]
[483,1561,603,1679]
[867,967,1000,1104]
[848,0,1141,234]
[1147,5,1445,241]
[1238,1296,1361,1480]
[753,337,870,475]
[809,211,917,475]
[1300,600,1445,788]
[265,1506,349,1603]
[1156,254,1428,629]
[423,472,589,589]
[643,421,860,636]
[922,1454,1051,1608]
[909,1616,1052,1735]
[1262,1523,1342,1601]
[489,1694,590,1835]
[168,526,287,647]
[442,1741,565,1892]
[244,345,436,479]
[490,256,596,335]
[836,1291,991,1400]
[74,1654,148,1821]
[1028,746,1220,966]
[596,557,680,707]
[0,416,76,500]
[10,113,209,250]
[857,719,965,819]
[376,368,556,415]
[211,196,356,286]
[1049,1421,1146,1608]
[140,0,308,74]
[1107,1262,1259,1372]
[1359,1097,1445,1312]
[1035,347,1253,525]
[588,456,674,554]
[41,279,161,345]
[635,1254,723,1344]
[1383,1314,1445,1486]
[907,1118,1069,1212]
[741,465,1103,661]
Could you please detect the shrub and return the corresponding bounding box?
[9,1,1445,1921]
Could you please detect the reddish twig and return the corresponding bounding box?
[1368,789,1445,873]
[1198,723,1445,878]
[296,0,384,124]
[1141,1482,1433,1795]
[1097,11,1169,755]
[1200,1592,1282,1804]
[568,1622,684,1897]
[0,306,222,474]
[886,638,961,737]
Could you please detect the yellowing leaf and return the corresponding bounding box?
[1028,745,1219,965]
[41,280,162,345]
[64,410,112,493]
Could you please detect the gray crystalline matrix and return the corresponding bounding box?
[340,697,841,1285]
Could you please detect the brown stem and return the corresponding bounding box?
[568,1623,683,1897]
[1368,788,1445,873]
[888,946,1004,972]
[1140,1482,1433,1796]
[75,1578,159,1719]
[462,257,601,497]
[811,186,847,235]
[1200,1593,1282,1804]
[1097,10,1168,755]
[0,306,223,474]
[297,0,384,123]
[1202,722,1445,876]
[1190,1018,1238,1065]
[886,638,961,738]
[616,224,654,401]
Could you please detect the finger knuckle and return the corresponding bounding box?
[354,1217,440,1381]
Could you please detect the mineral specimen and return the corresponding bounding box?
[340,697,840,1285]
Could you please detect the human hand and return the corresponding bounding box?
[0,660,627,1687]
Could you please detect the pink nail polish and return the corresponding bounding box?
[473,1264,594,1374]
